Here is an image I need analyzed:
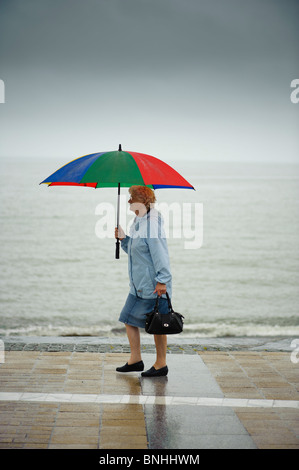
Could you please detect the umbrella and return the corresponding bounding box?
[40,145,195,258]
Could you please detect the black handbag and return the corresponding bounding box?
[145,293,184,335]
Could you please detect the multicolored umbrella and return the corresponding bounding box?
[40,145,195,257]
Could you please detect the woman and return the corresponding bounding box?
[114,185,172,377]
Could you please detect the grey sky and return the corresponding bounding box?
[0,0,298,162]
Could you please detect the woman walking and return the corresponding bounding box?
[115,185,172,377]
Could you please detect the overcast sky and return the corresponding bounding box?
[0,0,298,162]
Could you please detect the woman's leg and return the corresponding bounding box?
[153,334,167,369]
[126,324,142,364]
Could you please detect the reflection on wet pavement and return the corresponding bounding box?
[140,354,256,449]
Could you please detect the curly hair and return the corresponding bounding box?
[129,185,156,210]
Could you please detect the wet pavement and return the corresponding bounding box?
[141,354,256,449]
[0,337,298,449]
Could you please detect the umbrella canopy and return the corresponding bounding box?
[40,145,194,190]
[40,145,195,258]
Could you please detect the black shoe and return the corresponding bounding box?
[141,365,168,377]
[116,361,144,373]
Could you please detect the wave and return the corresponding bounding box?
[183,322,299,338]
[1,321,299,338]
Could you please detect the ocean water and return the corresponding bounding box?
[0,156,299,338]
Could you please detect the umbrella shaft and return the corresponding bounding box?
[116,182,120,229]
[115,182,120,259]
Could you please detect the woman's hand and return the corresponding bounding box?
[115,226,125,241]
[153,282,167,297]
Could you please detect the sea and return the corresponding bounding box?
[0,156,299,338]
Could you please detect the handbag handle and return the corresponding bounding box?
[154,292,173,313]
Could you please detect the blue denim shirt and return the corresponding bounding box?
[121,209,172,299]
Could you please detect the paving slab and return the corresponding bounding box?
[0,338,298,449]
[140,354,256,449]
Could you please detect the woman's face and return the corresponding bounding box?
[128,194,146,216]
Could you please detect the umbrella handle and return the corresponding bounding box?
[115,182,121,259]
[115,239,120,259]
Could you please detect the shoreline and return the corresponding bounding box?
[1,335,295,353]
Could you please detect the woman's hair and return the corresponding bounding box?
[129,185,156,210]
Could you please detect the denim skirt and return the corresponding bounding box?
[119,294,169,329]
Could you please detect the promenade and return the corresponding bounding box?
[0,336,298,449]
